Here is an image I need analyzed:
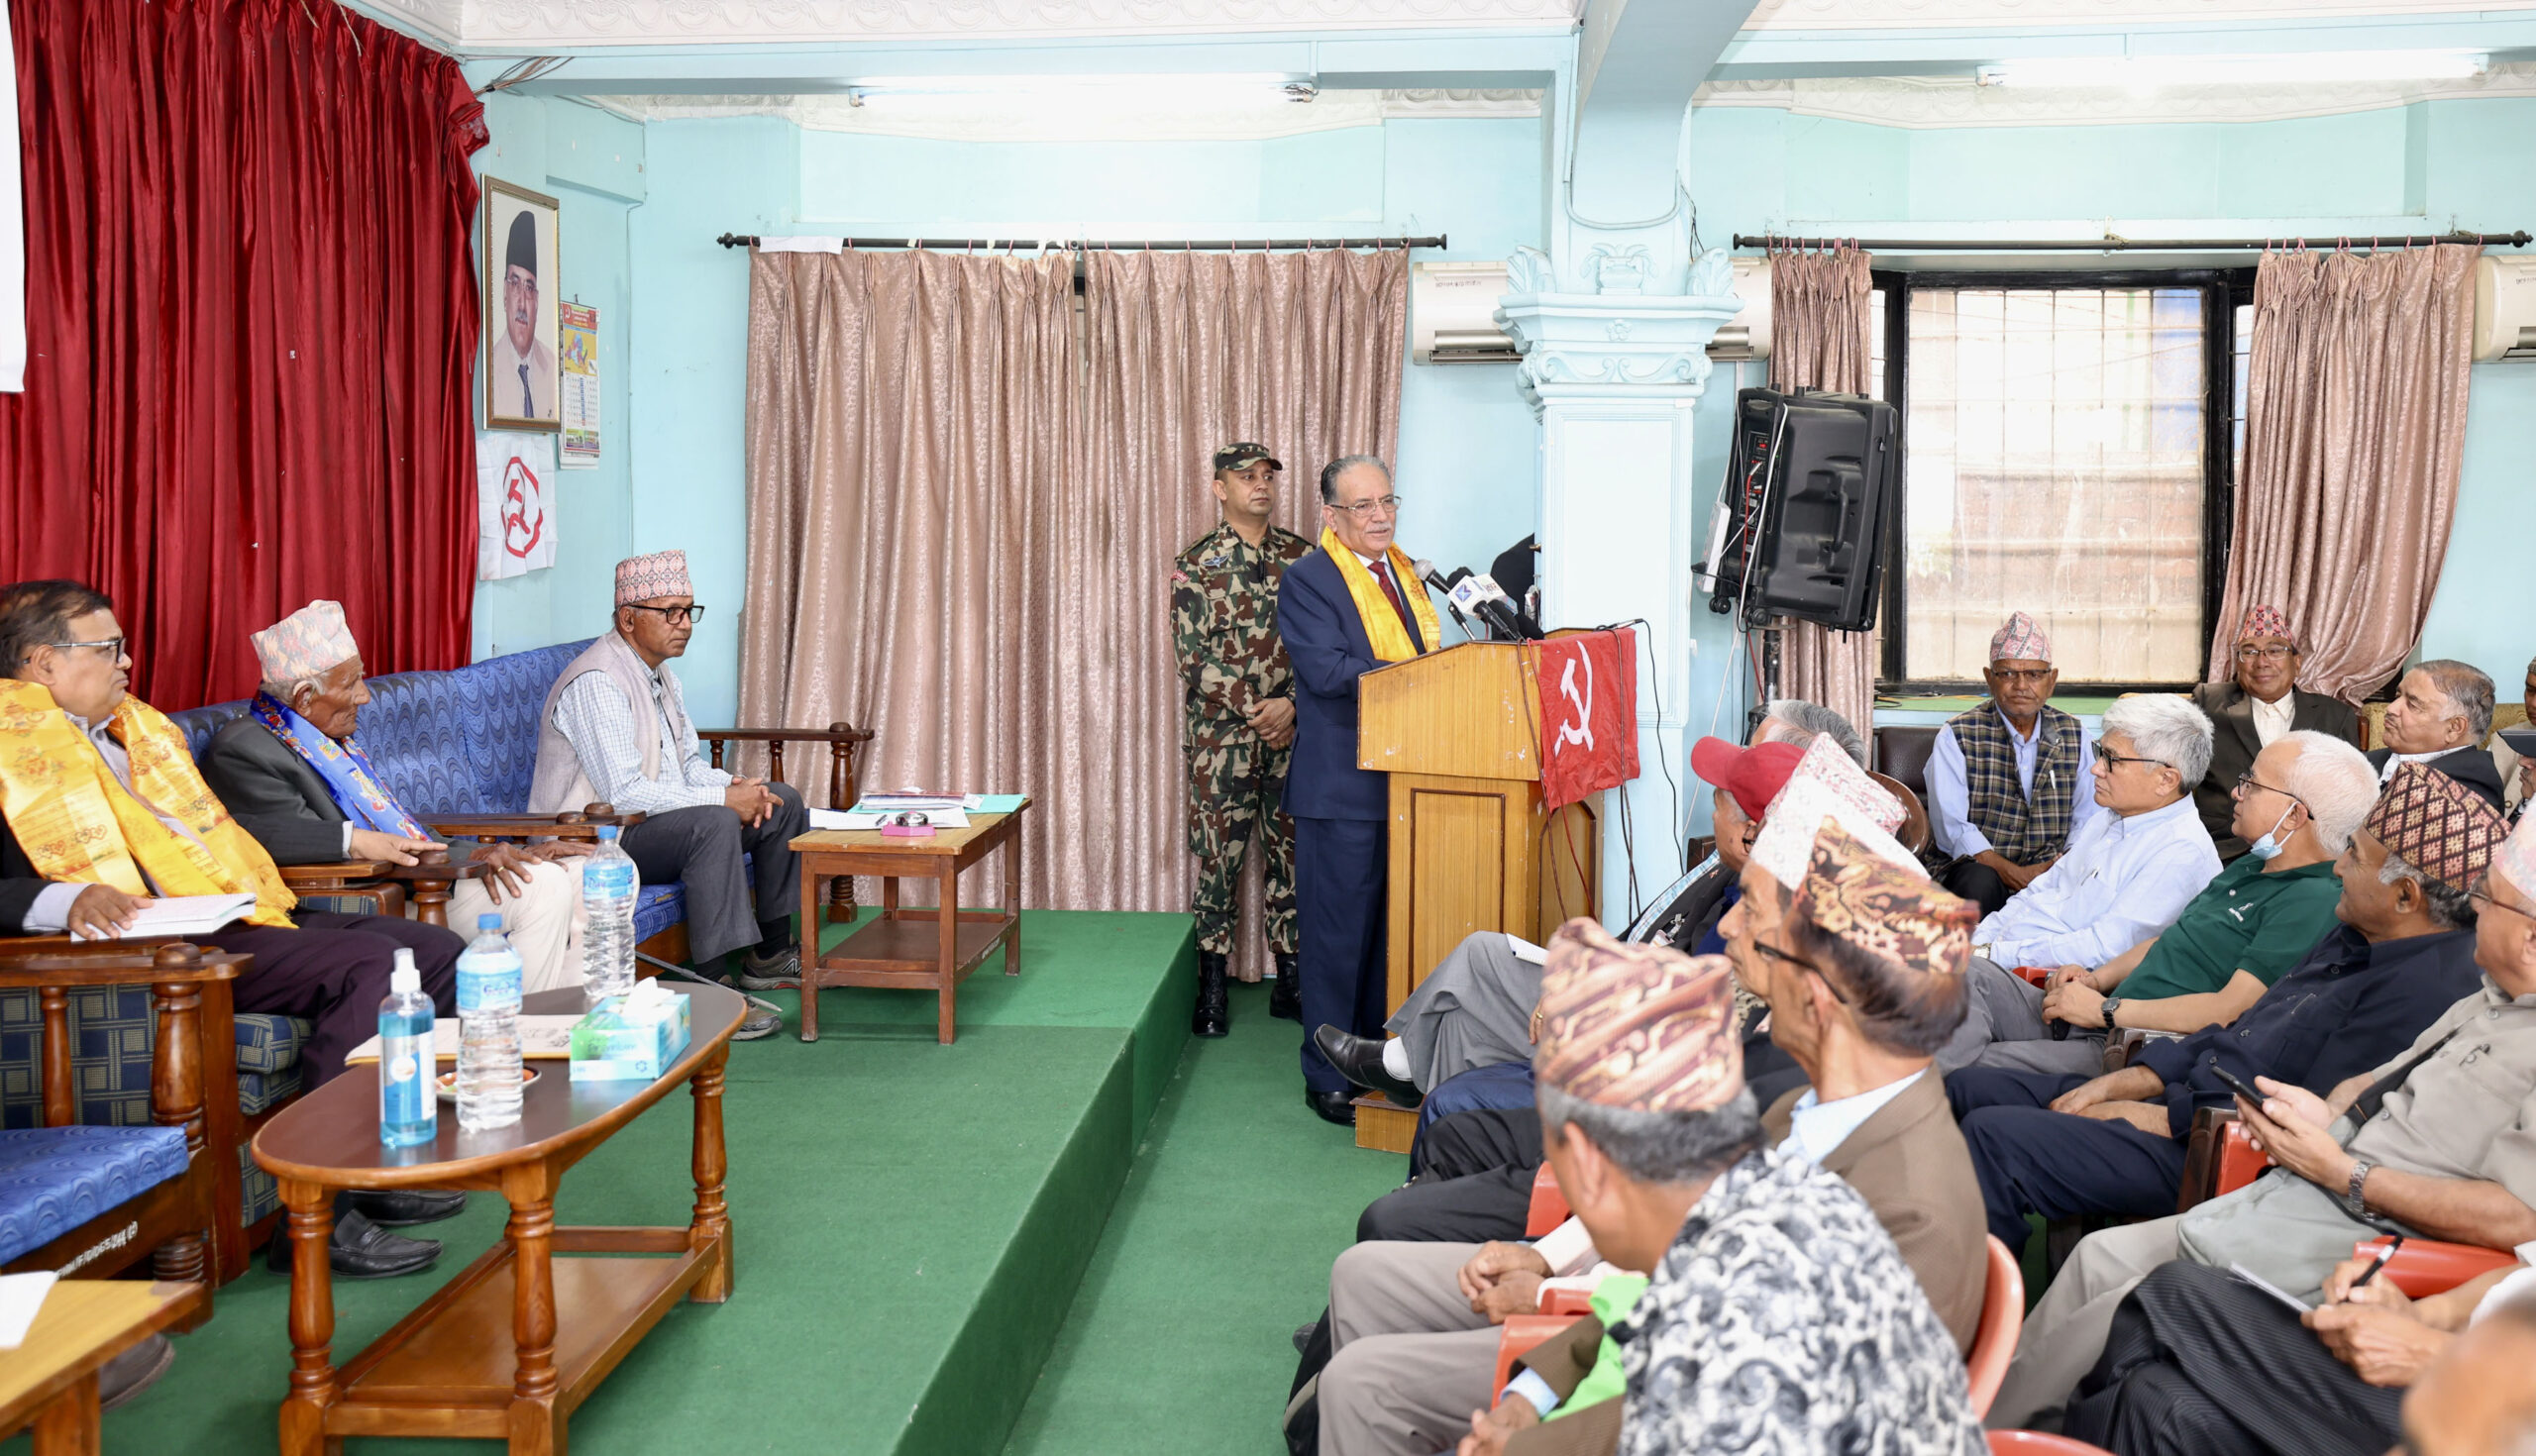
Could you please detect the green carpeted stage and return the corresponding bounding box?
[73,910,1223,1456]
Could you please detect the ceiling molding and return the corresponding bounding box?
[451,0,1581,48]
[1694,62,2536,127]
[1739,0,2536,30]
[349,0,464,45]
[1381,87,1541,117]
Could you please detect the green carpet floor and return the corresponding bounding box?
[39,909,1199,1456]
[1003,983,1409,1456]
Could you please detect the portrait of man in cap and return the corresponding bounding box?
[483,179,561,430]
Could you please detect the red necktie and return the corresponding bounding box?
[1372,559,1412,630]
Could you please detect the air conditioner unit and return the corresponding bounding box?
[2473,256,2536,362]
[1412,261,1519,363]
[1706,257,1773,361]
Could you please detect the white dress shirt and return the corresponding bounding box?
[1974,793,2220,968]
[2248,691,2295,749]
[1774,1070,1925,1165]
[1927,707,2102,857]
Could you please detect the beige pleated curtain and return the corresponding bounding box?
[1767,244,1881,741]
[738,246,1407,982]
[2207,244,2479,703]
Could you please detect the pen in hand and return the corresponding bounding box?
[2342,1235,2404,1300]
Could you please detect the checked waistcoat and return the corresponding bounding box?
[1949,703,2081,864]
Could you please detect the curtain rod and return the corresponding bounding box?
[713,233,1445,252]
[1734,230,2530,253]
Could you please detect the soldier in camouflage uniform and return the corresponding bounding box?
[1173,441,1315,1038]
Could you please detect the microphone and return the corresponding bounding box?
[1418,560,1478,637]
[1450,572,1537,642]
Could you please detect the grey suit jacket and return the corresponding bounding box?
[2191,682,2362,859]
[197,716,358,866]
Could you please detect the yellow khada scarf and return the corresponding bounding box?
[1318,527,1442,664]
[0,678,295,927]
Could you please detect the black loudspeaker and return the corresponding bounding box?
[1697,386,1898,632]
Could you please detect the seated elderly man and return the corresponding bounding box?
[531,551,802,1037]
[2372,659,2505,808]
[0,579,460,1278]
[1986,806,2536,1430]
[1527,921,1981,1456]
[199,600,589,991]
[2399,1277,2536,1456]
[1930,612,2101,915]
[1947,762,2498,1255]
[1931,694,2222,1072]
[2191,605,2362,859]
[1457,814,1988,1456]
[1938,730,2364,1076]
[2060,1247,2526,1456]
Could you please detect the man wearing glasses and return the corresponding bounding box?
[2191,605,2361,859]
[1277,456,1440,1125]
[1930,612,2103,916]
[529,551,801,1029]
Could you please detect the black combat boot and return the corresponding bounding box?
[1269,951,1302,1021]
[1193,951,1230,1037]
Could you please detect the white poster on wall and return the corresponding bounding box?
[0,3,24,393]
[477,431,557,579]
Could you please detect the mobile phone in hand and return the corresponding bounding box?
[2210,1063,2267,1105]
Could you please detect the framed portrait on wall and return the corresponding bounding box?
[482,178,561,432]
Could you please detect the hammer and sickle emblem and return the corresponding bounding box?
[501,458,545,559]
[1555,650,1595,752]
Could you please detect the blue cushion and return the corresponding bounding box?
[233,1014,309,1075]
[0,1125,189,1265]
[0,985,158,1132]
[633,882,687,946]
[237,1068,303,1118]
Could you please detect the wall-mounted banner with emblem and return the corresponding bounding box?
[558,301,599,467]
[476,430,557,580]
[1532,626,1640,810]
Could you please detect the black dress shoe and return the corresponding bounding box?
[1193,951,1229,1038]
[1269,951,1302,1021]
[1312,1025,1423,1106]
[267,1209,442,1280]
[341,1189,467,1227]
[1304,1088,1357,1126]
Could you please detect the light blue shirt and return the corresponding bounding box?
[1975,793,2221,969]
[1927,707,2101,858]
[1773,1070,1927,1166]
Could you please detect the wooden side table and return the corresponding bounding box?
[0,1280,204,1453]
[789,800,1030,1045]
[250,985,744,1456]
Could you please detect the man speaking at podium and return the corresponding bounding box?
[1278,456,1441,1126]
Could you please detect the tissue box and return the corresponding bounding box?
[569,988,693,1082]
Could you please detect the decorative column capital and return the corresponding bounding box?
[1495,247,1745,415]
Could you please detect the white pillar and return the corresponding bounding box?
[1498,254,1741,926]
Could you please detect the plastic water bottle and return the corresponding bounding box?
[455,913,524,1132]
[377,949,437,1149]
[580,825,639,1008]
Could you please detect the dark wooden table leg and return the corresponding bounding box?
[882,874,900,921]
[937,864,959,1045]
[797,859,820,1044]
[277,1179,341,1456]
[28,1372,99,1456]
[504,1165,563,1456]
[1004,816,1023,977]
[688,1045,733,1301]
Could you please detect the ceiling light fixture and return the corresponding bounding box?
[845,74,1319,110]
[1976,51,2486,89]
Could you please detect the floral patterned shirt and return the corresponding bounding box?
[1612,1148,1985,1456]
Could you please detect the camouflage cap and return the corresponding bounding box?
[1213,442,1283,473]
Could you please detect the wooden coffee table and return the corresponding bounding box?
[790,800,1030,1045]
[250,984,744,1456]
[0,1279,204,1453]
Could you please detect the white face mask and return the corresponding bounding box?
[2247,801,2300,861]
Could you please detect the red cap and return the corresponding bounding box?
[1690,738,1804,822]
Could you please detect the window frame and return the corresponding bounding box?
[1871,265,2257,697]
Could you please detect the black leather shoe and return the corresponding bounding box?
[1305,1088,1357,1126]
[341,1189,467,1227]
[1193,952,1229,1038]
[1312,1024,1422,1106]
[267,1209,442,1280]
[1269,952,1302,1022]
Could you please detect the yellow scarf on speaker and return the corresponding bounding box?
[1319,527,1441,665]
[0,679,295,927]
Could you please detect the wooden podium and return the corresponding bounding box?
[1358,642,1603,1017]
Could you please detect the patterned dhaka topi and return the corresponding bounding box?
[251,600,360,685]
[1790,734,1906,834]
[2496,811,2536,901]
[1988,611,2053,665]
[1791,819,1976,981]
[2236,604,2293,644]
[1747,779,1928,891]
[1533,917,1743,1114]
[2365,761,2508,891]
[615,550,693,606]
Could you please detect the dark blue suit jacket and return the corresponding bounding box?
[1277,547,1427,822]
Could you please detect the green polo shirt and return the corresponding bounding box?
[2116,855,2343,1002]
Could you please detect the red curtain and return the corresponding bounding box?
[1,0,487,708]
